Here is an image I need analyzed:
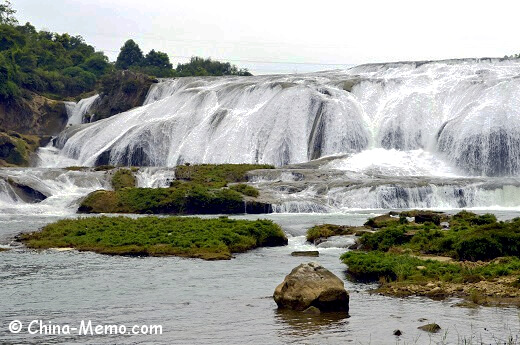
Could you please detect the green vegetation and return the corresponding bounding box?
[342,211,520,305]
[0,6,112,100]
[111,168,136,190]
[174,164,273,188]
[114,39,173,78]
[0,130,42,166]
[306,224,358,243]
[176,56,252,77]
[0,2,252,103]
[79,185,246,214]
[20,216,288,260]
[359,211,520,261]
[79,164,272,215]
[342,251,520,283]
[229,183,259,197]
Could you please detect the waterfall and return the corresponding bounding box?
[135,167,175,188]
[40,59,520,177]
[22,58,520,213]
[0,169,111,215]
[65,94,100,126]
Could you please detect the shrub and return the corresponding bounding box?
[360,226,408,251]
[229,183,259,197]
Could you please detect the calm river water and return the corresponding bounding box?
[1,211,519,344]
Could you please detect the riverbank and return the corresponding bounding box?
[340,211,520,306]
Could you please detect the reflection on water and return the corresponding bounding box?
[275,309,349,338]
[0,212,519,344]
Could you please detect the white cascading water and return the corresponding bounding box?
[64,94,100,126]
[1,58,518,214]
[135,167,175,188]
[41,59,520,178]
[0,169,110,215]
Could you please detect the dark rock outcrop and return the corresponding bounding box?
[88,70,157,122]
[273,262,349,313]
[0,131,48,167]
[0,94,68,136]
[6,179,47,203]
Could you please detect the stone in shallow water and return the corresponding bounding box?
[418,323,441,333]
[291,251,319,257]
[273,262,349,313]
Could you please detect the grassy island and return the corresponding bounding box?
[341,211,520,306]
[78,164,272,215]
[20,216,288,260]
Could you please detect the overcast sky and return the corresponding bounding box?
[13,0,520,74]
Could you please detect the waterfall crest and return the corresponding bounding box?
[42,59,520,177]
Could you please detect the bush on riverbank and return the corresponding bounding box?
[20,216,288,260]
[358,211,520,261]
[343,210,520,305]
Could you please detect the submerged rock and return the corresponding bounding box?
[418,323,441,333]
[302,306,321,314]
[291,251,319,257]
[273,262,349,313]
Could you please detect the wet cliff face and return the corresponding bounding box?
[0,93,68,136]
[0,131,46,167]
[0,93,66,167]
[87,70,157,122]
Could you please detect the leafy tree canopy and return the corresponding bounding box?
[0,2,252,102]
[115,39,144,70]
[0,0,17,25]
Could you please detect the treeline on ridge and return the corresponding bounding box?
[0,0,252,102]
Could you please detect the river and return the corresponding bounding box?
[1,212,519,344]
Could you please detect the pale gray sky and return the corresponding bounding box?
[13,0,520,74]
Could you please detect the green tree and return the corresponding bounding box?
[0,0,17,26]
[115,39,144,70]
[144,49,172,69]
[81,52,111,76]
[176,57,252,77]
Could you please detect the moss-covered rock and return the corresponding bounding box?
[229,183,259,197]
[111,168,136,190]
[0,131,43,166]
[0,93,68,136]
[306,224,360,244]
[174,164,274,188]
[78,184,271,215]
[20,216,288,260]
[79,164,274,215]
[364,214,400,228]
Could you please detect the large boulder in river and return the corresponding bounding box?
[273,262,349,313]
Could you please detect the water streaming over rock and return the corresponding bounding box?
[64,94,100,126]
[41,59,520,177]
[3,58,519,213]
[0,169,110,215]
